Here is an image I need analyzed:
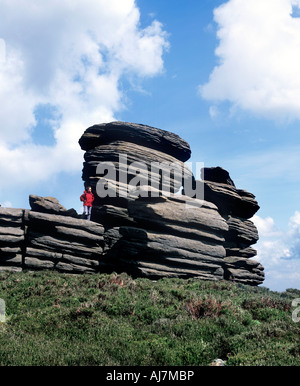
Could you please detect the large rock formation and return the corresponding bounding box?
[0,121,264,286]
[78,121,264,285]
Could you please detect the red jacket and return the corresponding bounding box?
[81,190,94,207]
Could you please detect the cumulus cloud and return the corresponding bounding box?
[253,212,300,290]
[0,0,169,190]
[199,0,300,121]
[253,215,289,264]
[287,211,300,258]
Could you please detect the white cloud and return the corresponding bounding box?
[253,214,288,266]
[208,105,219,118]
[253,215,283,239]
[253,212,300,290]
[0,201,12,208]
[0,46,37,144]
[288,211,300,258]
[0,0,169,191]
[199,0,300,121]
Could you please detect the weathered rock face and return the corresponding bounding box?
[80,122,193,226]
[79,121,191,162]
[0,208,25,272]
[201,167,264,285]
[24,211,105,273]
[116,195,228,280]
[82,141,192,198]
[202,180,260,219]
[0,122,264,286]
[0,197,106,274]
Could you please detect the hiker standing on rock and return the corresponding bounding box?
[80,186,94,221]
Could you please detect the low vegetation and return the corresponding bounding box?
[0,270,299,366]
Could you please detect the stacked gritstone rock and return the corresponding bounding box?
[117,193,228,280]
[0,122,265,286]
[24,195,105,274]
[79,121,193,225]
[79,122,230,281]
[201,167,264,285]
[0,207,25,272]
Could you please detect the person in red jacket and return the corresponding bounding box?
[80,186,94,220]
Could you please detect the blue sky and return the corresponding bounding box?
[1,0,300,291]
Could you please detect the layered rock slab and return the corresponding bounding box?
[79,121,191,162]
[112,194,229,280]
[0,208,25,272]
[201,167,264,285]
[24,211,105,273]
[82,140,192,199]
[223,256,265,286]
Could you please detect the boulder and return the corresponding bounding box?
[29,195,78,217]
[201,166,235,186]
[202,180,260,219]
[79,121,191,162]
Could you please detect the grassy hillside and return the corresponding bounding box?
[0,270,299,366]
